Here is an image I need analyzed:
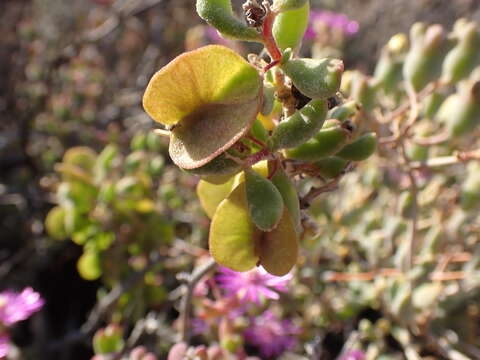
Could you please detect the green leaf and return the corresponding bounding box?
[245,169,284,231]
[269,99,328,150]
[273,2,309,50]
[281,58,344,99]
[270,165,301,234]
[196,0,262,42]
[209,183,261,271]
[336,132,377,161]
[77,251,102,280]
[45,206,68,240]
[143,45,262,169]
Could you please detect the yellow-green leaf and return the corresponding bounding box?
[197,177,235,218]
[143,45,262,169]
[260,208,298,276]
[209,183,261,272]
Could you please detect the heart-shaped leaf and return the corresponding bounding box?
[143,45,262,169]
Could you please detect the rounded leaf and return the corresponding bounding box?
[45,206,68,240]
[259,208,298,276]
[245,169,284,231]
[63,146,97,173]
[197,177,235,219]
[143,45,262,169]
[209,183,261,272]
[77,251,102,281]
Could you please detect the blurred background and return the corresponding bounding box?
[1,0,480,359]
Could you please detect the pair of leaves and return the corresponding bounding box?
[198,163,300,275]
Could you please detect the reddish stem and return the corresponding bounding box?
[262,10,282,68]
[244,148,270,167]
[245,135,267,149]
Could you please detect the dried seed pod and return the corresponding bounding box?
[245,168,284,231]
[269,99,328,150]
[335,132,377,161]
[281,58,344,99]
[196,0,262,42]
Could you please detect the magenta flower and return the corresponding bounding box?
[244,311,300,358]
[305,10,359,39]
[0,287,44,359]
[341,349,365,360]
[0,287,44,326]
[215,266,291,304]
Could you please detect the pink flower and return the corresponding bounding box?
[244,311,300,358]
[0,287,44,326]
[215,266,291,305]
[341,349,365,360]
[305,10,359,39]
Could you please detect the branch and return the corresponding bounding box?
[179,258,217,344]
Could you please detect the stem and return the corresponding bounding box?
[261,3,282,66]
[180,258,217,344]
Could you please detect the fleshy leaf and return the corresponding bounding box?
[259,208,298,276]
[281,58,344,99]
[209,183,261,272]
[197,177,235,218]
[143,45,262,169]
[245,169,284,231]
[196,0,262,42]
[270,165,302,234]
[272,2,309,51]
